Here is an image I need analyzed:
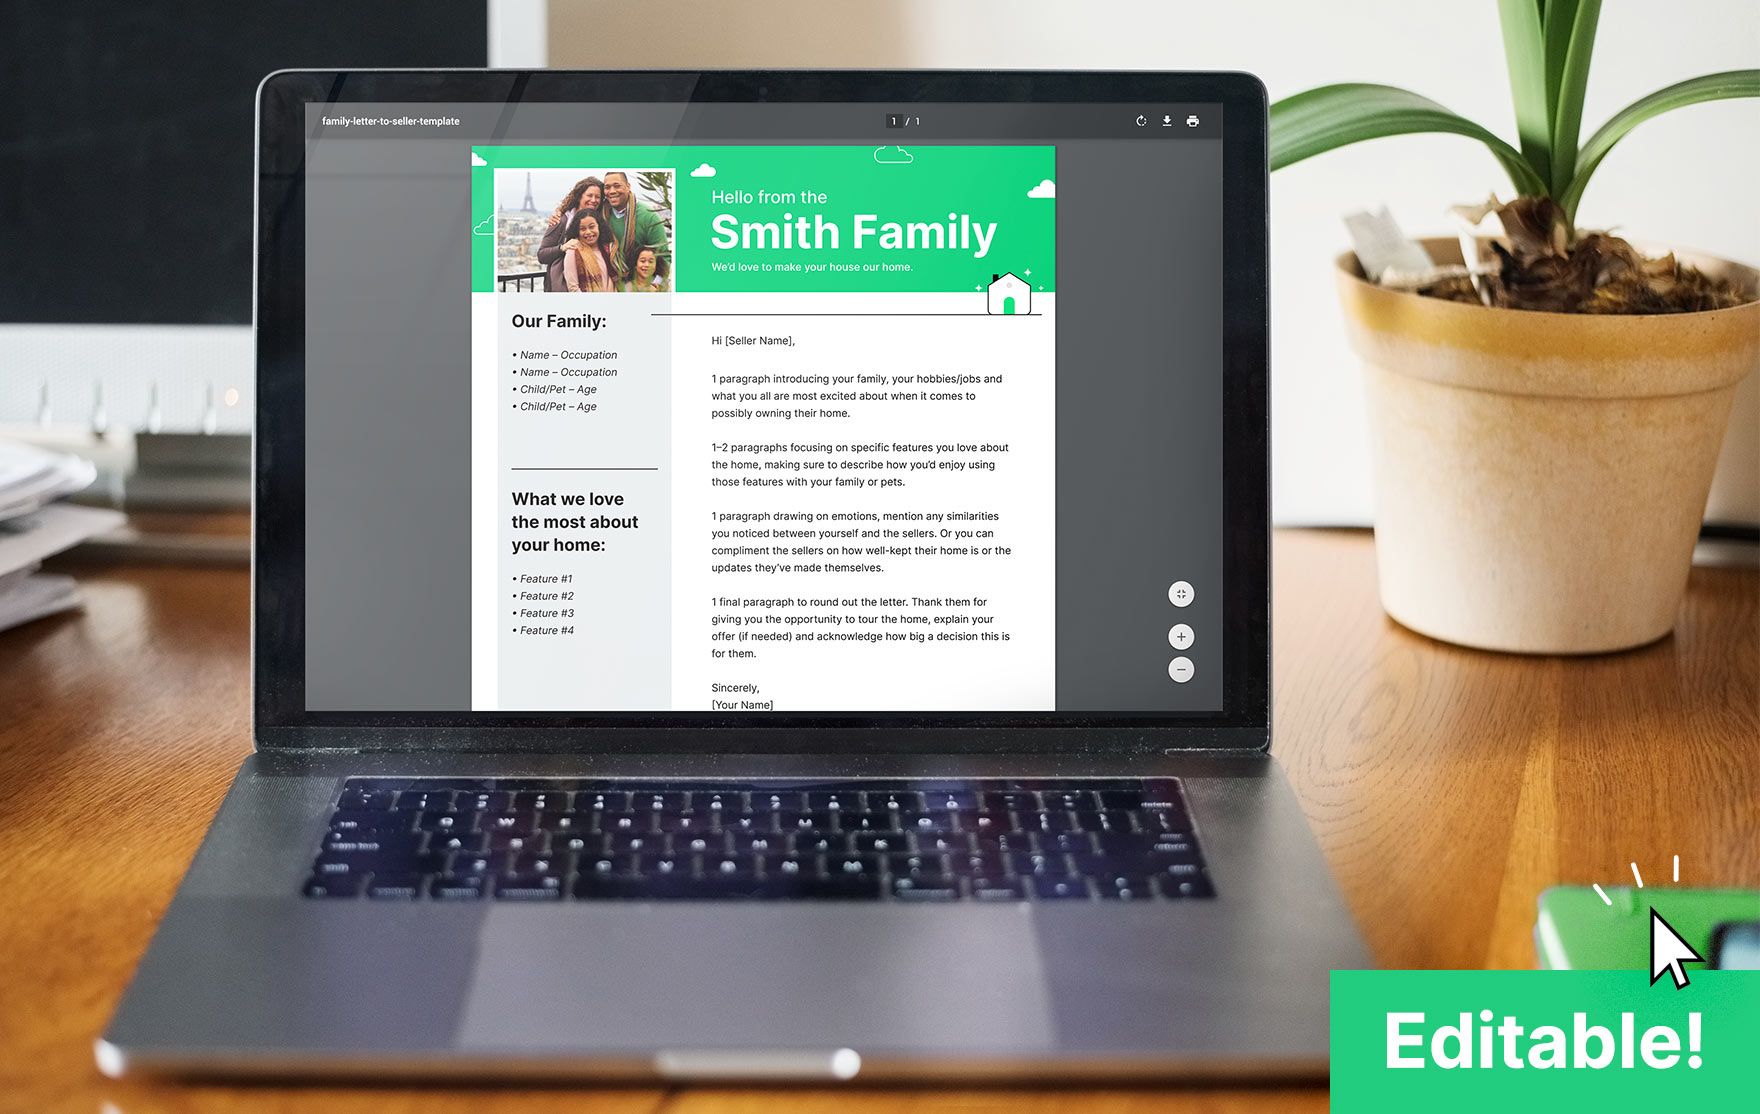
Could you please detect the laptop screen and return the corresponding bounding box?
[287,88,1253,730]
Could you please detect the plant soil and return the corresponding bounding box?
[1413,196,1752,314]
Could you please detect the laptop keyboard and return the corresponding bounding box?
[302,778,1212,903]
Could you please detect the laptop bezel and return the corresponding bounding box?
[253,69,1270,754]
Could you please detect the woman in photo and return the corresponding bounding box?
[561,210,619,292]
[623,246,667,292]
[537,176,606,291]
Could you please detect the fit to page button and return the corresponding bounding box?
[1168,581,1194,607]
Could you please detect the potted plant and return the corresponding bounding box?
[1271,1,1760,653]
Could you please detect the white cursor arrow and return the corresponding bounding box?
[1650,908,1705,989]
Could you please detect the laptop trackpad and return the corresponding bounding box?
[458,905,1054,1055]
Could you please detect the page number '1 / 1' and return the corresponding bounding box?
[886,114,921,128]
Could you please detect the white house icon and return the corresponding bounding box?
[987,272,1030,315]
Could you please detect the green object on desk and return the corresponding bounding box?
[1535,885,1760,969]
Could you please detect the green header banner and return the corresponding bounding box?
[1332,970,1760,1108]
[471,144,1056,294]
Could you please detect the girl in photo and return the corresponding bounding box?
[624,246,667,292]
[537,176,606,291]
[561,210,619,292]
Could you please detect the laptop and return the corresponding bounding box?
[99,69,1368,1083]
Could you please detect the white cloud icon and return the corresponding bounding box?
[1027,179,1055,199]
[690,162,717,178]
[873,146,914,165]
[470,151,487,167]
[472,215,493,236]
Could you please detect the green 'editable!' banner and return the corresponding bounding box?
[1331,970,1760,1108]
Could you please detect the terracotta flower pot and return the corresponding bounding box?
[1337,238,1760,654]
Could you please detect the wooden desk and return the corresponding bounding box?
[2,529,1754,1113]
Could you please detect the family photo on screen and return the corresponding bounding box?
[495,168,674,293]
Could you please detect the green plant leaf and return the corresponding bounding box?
[1499,0,1554,185]
[1545,0,1601,196]
[1559,70,1760,217]
[1270,83,1548,196]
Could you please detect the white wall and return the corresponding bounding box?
[553,0,1760,525]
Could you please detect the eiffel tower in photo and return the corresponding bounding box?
[521,171,537,212]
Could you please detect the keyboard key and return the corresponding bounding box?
[951,852,1008,876]
[751,789,803,812]
[322,833,421,855]
[575,790,628,812]
[549,833,598,855]
[721,812,773,833]
[969,878,1027,901]
[336,788,399,811]
[838,811,905,834]
[900,812,957,834]
[303,875,361,898]
[418,810,473,833]
[865,790,922,812]
[1158,876,1215,899]
[513,790,572,811]
[1042,789,1095,812]
[1032,876,1090,900]
[1032,831,1093,855]
[851,833,907,854]
[1007,851,1066,876]
[827,854,881,876]
[540,811,596,833]
[787,832,840,855]
[757,854,815,878]
[1139,781,1185,810]
[1095,874,1154,900]
[885,853,946,878]
[1141,810,1195,836]
[496,874,566,900]
[729,832,784,854]
[893,878,960,901]
[394,789,453,811]
[328,810,412,834]
[366,873,422,899]
[924,791,978,810]
[912,832,967,855]
[675,833,727,855]
[459,790,512,812]
[981,790,1037,811]
[804,790,859,810]
[428,831,488,854]
[605,832,659,854]
[488,832,542,852]
[431,875,487,900]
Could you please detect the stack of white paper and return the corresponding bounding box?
[0,440,125,634]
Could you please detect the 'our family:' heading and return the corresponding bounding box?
[709,209,1000,259]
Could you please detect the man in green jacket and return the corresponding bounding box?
[601,171,671,289]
